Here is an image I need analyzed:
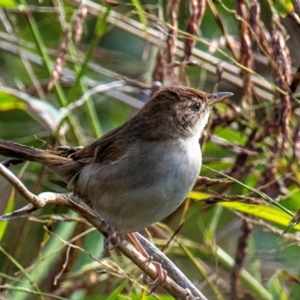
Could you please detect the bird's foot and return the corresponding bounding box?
[128,233,167,293]
[143,256,167,294]
[103,221,125,251]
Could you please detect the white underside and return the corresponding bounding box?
[75,135,202,233]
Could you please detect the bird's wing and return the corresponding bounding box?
[71,126,126,164]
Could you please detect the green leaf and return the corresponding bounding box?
[267,270,288,300]
[95,5,111,36]
[0,88,60,132]
[72,230,104,271]
[131,0,148,31]
[0,0,17,8]
[0,91,26,110]
[0,195,16,241]
[214,126,247,144]
[219,202,300,230]
[188,190,212,200]
[105,279,129,300]
[9,211,77,300]
[272,0,293,17]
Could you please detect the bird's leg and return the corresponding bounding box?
[128,233,167,293]
[143,259,167,294]
[103,221,125,251]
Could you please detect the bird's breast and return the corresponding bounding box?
[74,137,202,233]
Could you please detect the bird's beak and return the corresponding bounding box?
[207,92,234,106]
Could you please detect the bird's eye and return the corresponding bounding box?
[191,102,201,112]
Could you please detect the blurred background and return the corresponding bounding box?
[0,0,300,299]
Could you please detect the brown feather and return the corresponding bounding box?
[71,126,125,163]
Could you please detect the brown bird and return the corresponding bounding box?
[0,86,233,234]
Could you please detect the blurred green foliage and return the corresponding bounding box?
[0,0,300,299]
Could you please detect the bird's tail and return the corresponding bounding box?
[0,139,81,183]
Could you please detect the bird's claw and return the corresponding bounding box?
[143,256,167,294]
[103,222,125,251]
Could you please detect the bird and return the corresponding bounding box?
[0,85,233,234]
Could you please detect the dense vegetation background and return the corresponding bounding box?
[0,0,300,299]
